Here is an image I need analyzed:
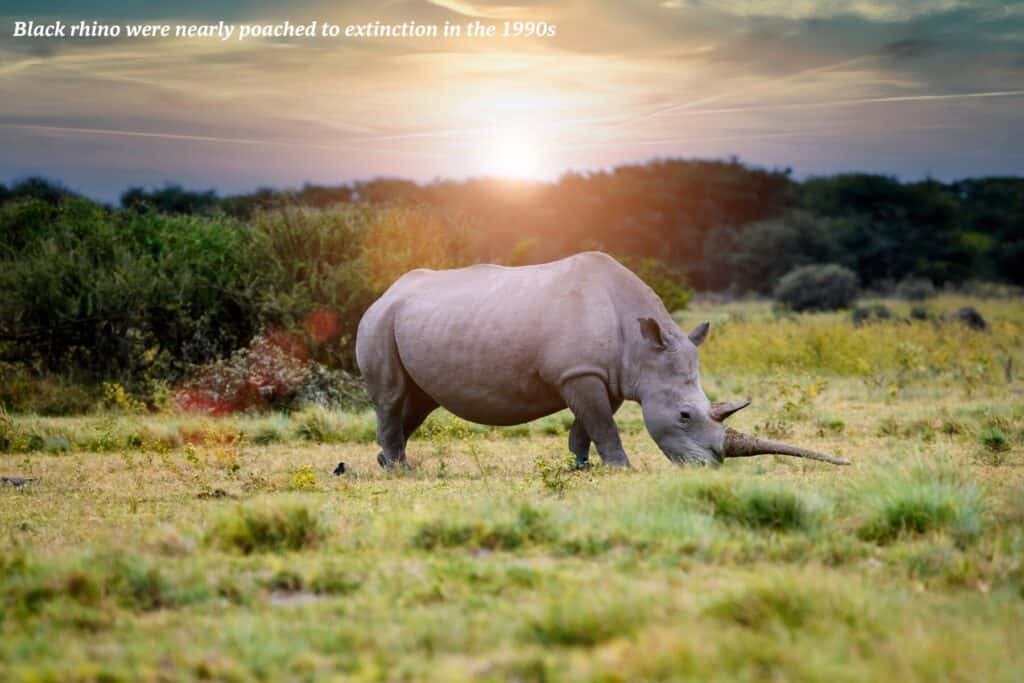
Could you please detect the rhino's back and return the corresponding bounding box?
[374,253,632,424]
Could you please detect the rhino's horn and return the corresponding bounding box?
[710,399,751,422]
[722,428,851,466]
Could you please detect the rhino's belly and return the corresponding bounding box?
[403,357,566,426]
[394,311,566,426]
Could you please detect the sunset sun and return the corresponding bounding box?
[481,130,545,179]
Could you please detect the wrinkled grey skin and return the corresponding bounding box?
[356,251,740,469]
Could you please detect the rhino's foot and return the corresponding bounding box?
[377,451,410,472]
[598,455,631,469]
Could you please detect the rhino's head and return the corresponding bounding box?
[634,318,848,467]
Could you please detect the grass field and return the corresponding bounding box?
[2,296,1023,682]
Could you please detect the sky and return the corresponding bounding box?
[0,0,1022,201]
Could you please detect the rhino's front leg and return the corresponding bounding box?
[568,397,623,469]
[568,419,592,469]
[560,376,630,468]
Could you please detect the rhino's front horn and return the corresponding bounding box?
[710,399,751,422]
[722,428,851,466]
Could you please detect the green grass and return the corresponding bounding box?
[2,296,1024,681]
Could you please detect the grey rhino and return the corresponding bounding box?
[356,251,848,469]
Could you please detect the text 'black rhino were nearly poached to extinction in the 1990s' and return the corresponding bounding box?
[356,251,850,470]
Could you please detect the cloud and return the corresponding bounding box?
[0,0,1021,199]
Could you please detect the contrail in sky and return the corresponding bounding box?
[3,90,1022,151]
[0,123,449,159]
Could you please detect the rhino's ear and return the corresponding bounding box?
[638,317,668,350]
[688,321,710,347]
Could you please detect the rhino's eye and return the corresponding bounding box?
[679,410,692,422]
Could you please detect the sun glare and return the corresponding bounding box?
[480,129,545,180]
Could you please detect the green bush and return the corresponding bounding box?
[773,264,859,312]
[251,204,475,371]
[0,199,260,388]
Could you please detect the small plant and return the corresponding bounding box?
[289,464,319,491]
[816,415,845,434]
[979,427,1010,454]
[103,382,146,414]
[421,412,473,458]
[535,454,576,496]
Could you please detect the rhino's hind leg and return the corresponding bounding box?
[374,381,438,471]
[560,376,630,468]
[567,397,622,469]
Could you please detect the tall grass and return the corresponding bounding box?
[695,296,1021,386]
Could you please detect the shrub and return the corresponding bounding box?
[894,277,936,301]
[0,363,100,415]
[174,333,369,415]
[0,199,260,384]
[207,503,325,554]
[252,205,475,371]
[773,264,859,312]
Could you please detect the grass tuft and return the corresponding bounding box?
[857,474,984,545]
[706,582,815,630]
[696,480,814,531]
[979,427,1010,453]
[412,504,554,551]
[207,502,325,554]
[525,590,650,647]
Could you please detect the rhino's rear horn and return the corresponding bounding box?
[722,428,851,466]
[710,399,751,422]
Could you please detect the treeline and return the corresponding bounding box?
[4,160,1022,291]
[112,161,1023,289]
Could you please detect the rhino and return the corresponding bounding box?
[356,251,848,469]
